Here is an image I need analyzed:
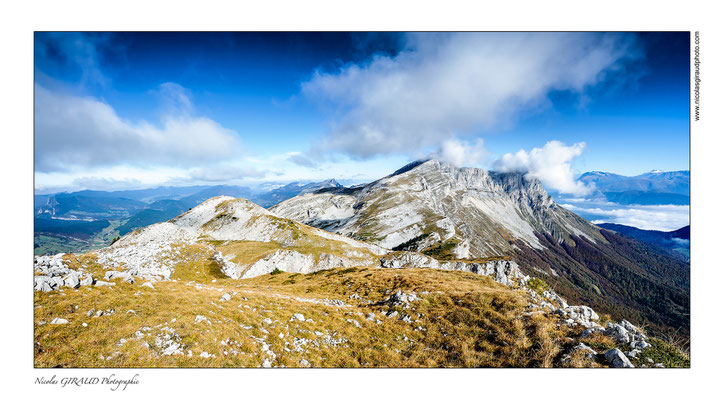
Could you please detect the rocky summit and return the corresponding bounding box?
[271,159,601,258]
[33,160,689,368]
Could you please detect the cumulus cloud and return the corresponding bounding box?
[34,84,244,172]
[432,138,488,167]
[561,203,689,231]
[493,141,593,196]
[302,32,640,159]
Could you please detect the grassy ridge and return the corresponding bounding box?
[35,256,576,368]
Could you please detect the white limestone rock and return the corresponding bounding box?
[604,348,634,368]
[63,272,81,289]
[379,251,527,286]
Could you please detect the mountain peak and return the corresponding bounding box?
[273,158,589,258]
[389,159,433,177]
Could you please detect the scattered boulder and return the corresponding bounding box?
[604,348,634,368]
[573,343,597,356]
[556,305,599,328]
[34,254,70,277]
[384,290,420,307]
[50,318,68,325]
[219,293,231,302]
[626,349,642,359]
[605,322,631,343]
[79,274,94,286]
[63,272,81,289]
[34,276,56,292]
[105,271,135,284]
[290,313,306,322]
[52,276,65,288]
[630,340,651,350]
[141,282,155,290]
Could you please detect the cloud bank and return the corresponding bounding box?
[561,203,689,232]
[432,138,488,167]
[303,32,640,159]
[34,84,244,172]
[493,141,593,196]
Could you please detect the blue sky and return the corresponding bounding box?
[34,32,690,194]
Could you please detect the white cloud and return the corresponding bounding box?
[432,138,487,167]
[34,165,189,194]
[287,153,319,168]
[302,32,639,159]
[69,176,144,192]
[34,84,244,172]
[187,165,269,182]
[562,203,689,231]
[155,82,194,114]
[493,141,593,196]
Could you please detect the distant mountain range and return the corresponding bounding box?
[252,179,342,207]
[575,170,689,206]
[579,170,689,195]
[597,223,690,260]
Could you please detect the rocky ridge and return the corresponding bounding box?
[271,159,602,260]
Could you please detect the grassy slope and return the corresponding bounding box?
[35,252,584,368]
[34,241,690,368]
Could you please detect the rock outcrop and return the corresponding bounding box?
[34,254,94,292]
[604,348,635,368]
[379,251,528,287]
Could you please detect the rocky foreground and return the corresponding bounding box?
[33,252,688,368]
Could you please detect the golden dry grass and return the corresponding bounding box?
[35,255,585,368]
